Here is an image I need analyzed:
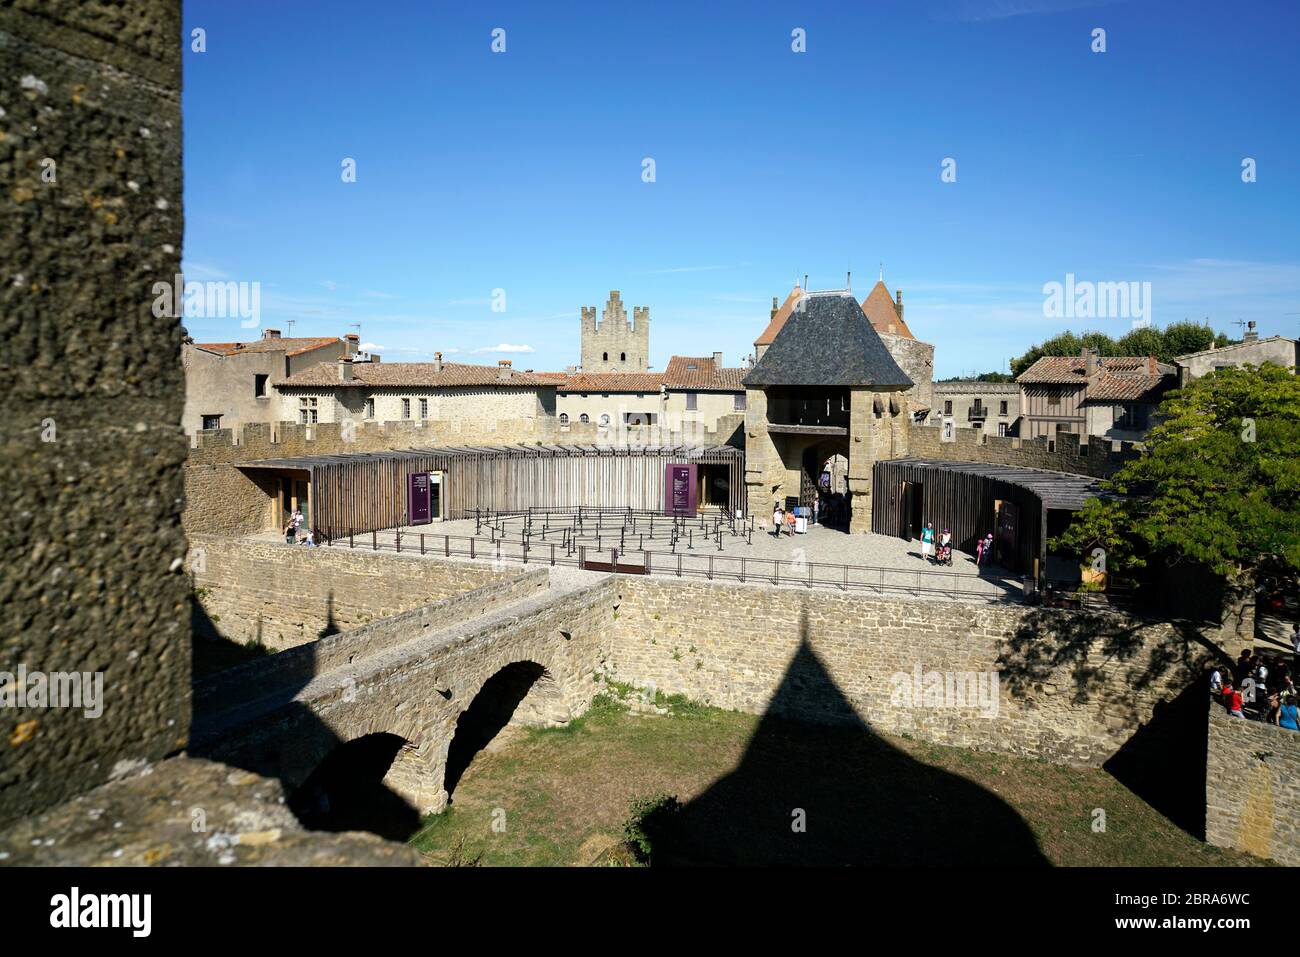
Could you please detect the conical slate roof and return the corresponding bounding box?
[742,292,913,388]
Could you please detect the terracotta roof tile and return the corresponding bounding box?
[1084,374,1169,403]
[279,361,559,389]
[1016,355,1167,384]
[754,286,803,345]
[663,356,745,391]
[558,372,665,393]
[193,337,341,357]
[860,280,914,339]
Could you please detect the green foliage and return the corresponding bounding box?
[1053,363,1300,585]
[1010,321,1236,376]
[623,792,682,864]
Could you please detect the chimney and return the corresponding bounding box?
[432,351,443,372]
[337,357,353,382]
[712,351,723,366]
[498,359,513,381]
[1244,320,1259,342]
[803,273,808,290]
[263,328,281,340]
[771,296,779,319]
[895,289,904,321]
[1148,356,1157,375]
[344,333,359,356]
[1082,347,1098,377]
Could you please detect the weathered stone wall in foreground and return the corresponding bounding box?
[0,0,189,827]
[190,536,532,650]
[1206,703,1300,866]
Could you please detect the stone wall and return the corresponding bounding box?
[911,421,1138,479]
[604,577,1206,767]
[880,332,934,418]
[1205,702,1300,865]
[190,536,533,650]
[0,0,190,827]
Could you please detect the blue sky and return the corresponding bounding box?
[181,0,1300,377]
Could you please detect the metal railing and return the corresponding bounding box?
[321,524,1028,604]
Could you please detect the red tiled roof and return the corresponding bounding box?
[754,285,803,346]
[861,280,914,339]
[558,372,665,393]
[193,337,341,358]
[279,361,559,389]
[1016,355,1160,384]
[663,356,745,391]
[1084,374,1168,403]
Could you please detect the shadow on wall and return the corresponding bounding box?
[997,606,1218,839]
[640,611,1051,865]
[443,661,549,799]
[188,600,423,840]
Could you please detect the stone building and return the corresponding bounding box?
[743,289,912,532]
[929,381,1021,438]
[580,290,649,372]
[1175,329,1298,385]
[859,279,935,422]
[1017,349,1174,442]
[275,355,559,428]
[555,354,745,440]
[183,329,356,435]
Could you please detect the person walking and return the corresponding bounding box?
[980,533,994,565]
[919,522,935,563]
[772,502,785,537]
[1278,694,1300,732]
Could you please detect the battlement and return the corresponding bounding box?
[580,289,651,371]
[908,423,1139,479]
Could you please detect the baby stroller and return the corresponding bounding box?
[936,542,953,566]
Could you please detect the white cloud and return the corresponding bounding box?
[474,343,535,354]
[359,342,384,351]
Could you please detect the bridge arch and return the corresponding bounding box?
[442,659,568,801]
[287,731,433,841]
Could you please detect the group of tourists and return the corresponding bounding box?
[282,508,316,547]
[1210,633,1300,731]
[917,522,994,567]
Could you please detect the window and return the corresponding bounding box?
[1047,393,1061,408]
[686,362,698,370]
[944,400,953,415]
[998,423,1008,437]
[971,401,985,418]
[999,400,1008,416]
[620,352,626,362]
[580,413,590,424]
[599,413,610,426]
[201,414,222,431]
[419,398,428,419]
[1114,404,1150,431]
[559,413,569,425]
[602,352,608,361]
[298,397,317,424]
[401,398,411,419]
[365,398,374,419]
[686,392,698,411]
[254,374,268,398]
[734,392,747,411]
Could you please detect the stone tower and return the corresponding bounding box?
[581,291,650,372]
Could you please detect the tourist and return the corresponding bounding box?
[283,523,295,545]
[919,522,935,562]
[291,508,304,532]
[1234,649,1253,686]
[975,535,985,564]
[1278,693,1300,732]
[772,503,785,537]
[812,495,820,527]
[1223,682,1245,718]
[1293,623,1300,669]
[1208,667,1224,695]
[303,528,317,548]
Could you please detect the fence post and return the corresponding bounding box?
[470,537,476,560]
[843,564,848,591]
[372,530,377,551]
[551,543,556,567]
[445,535,450,557]
[644,550,651,575]
[773,559,779,585]
[677,554,682,578]
[808,561,813,588]
[395,529,401,553]
[611,548,617,573]
[420,533,425,555]
[741,557,746,584]
[708,554,713,580]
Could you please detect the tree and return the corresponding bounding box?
[1115,326,1164,358]
[1053,363,1300,589]
[1161,320,1218,361]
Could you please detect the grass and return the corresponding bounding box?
[408,697,1265,867]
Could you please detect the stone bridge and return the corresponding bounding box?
[190,568,616,818]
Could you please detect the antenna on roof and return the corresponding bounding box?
[847,270,851,292]
[286,320,295,337]
[879,262,883,282]
[803,273,808,289]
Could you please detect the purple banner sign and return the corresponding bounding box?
[408,472,432,525]
[664,463,697,517]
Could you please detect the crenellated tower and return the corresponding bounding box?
[580,290,650,372]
